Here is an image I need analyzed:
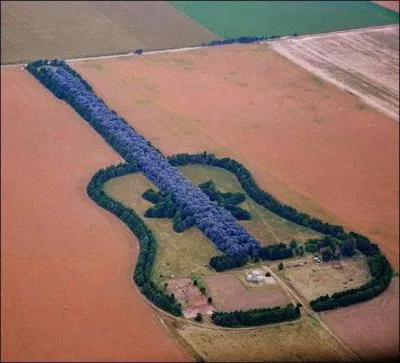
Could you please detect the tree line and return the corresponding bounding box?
[167,152,393,310]
[87,162,182,317]
[211,303,300,327]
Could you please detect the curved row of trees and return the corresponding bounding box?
[87,162,182,316]
[167,152,393,311]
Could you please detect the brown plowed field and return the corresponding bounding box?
[373,1,400,12]
[72,44,399,270]
[322,277,399,361]
[1,69,190,361]
[271,25,399,121]
[1,1,217,64]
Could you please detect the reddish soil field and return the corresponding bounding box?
[205,273,290,311]
[373,1,400,12]
[72,45,399,269]
[1,69,190,361]
[322,277,399,361]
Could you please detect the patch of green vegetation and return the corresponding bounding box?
[310,75,324,87]
[169,1,399,39]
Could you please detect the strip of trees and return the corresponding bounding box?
[203,35,281,47]
[211,303,300,327]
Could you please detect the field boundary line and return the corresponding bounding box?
[2,24,398,69]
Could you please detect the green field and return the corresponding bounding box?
[103,164,321,283]
[169,1,399,38]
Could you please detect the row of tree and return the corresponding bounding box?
[211,303,300,327]
[310,252,392,311]
[87,163,182,316]
[209,242,294,272]
[203,34,282,47]
[26,59,262,260]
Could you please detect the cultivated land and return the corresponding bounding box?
[171,316,354,362]
[1,1,217,64]
[72,45,399,270]
[322,277,399,361]
[373,1,400,12]
[169,0,399,38]
[271,25,400,120]
[1,69,190,362]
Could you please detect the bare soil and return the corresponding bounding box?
[73,44,399,269]
[373,1,400,12]
[322,277,399,361]
[205,273,291,311]
[1,69,190,362]
[271,25,399,120]
[1,1,217,64]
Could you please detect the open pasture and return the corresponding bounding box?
[271,24,400,120]
[279,255,371,301]
[169,0,399,39]
[1,1,217,64]
[73,44,399,269]
[1,68,190,361]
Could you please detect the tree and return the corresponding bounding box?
[289,240,298,249]
[134,49,143,55]
[340,237,356,257]
[194,312,203,322]
[207,297,213,304]
[200,286,206,294]
[278,262,284,270]
[321,247,333,262]
[193,279,198,286]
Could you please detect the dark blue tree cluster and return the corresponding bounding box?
[26,59,261,259]
[203,34,281,47]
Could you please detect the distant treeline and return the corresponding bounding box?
[202,34,284,47]
[133,34,298,55]
[211,303,300,327]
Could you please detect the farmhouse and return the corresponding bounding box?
[246,270,263,283]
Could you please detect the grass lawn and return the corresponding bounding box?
[169,1,399,38]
